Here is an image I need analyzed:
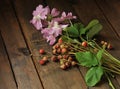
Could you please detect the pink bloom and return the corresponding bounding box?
[51,8,60,17]
[41,21,68,45]
[30,5,49,30]
[46,8,60,22]
[61,12,76,20]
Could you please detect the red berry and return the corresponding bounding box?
[82,41,88,47]
[57,48,61,54]
[71,61,77,66]
[65,62,71,68]
[68,56,73,61]
[61,48,67,54]
[39,49,45,54]
[107,44,113,50]
[100,41,105,45]
[57,55,63,60]
[51,56,58,62]
[42,56,48,62]
[58,38,62,44]
[52,49,57,54]
[39,60,46,65]
[60,64,67,70]
[63,55,69,59]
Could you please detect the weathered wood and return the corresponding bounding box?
[95,0,120,86]
[12,0,87,89]
[0,0,43,89]
[73,0,120,89]
[0,32,17,89]
[96,0,120,37]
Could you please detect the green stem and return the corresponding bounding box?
[105,72,115,89]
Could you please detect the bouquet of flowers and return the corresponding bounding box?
[30,5,120,89]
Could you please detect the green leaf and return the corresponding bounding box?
[85,19,99,30]
[87,23,103,39]
[79,19,99,35]
[64,26,79,37]
[74,23,84,30]
[85,66,103,86]
[61,36,72,42]
[96,49,104,62]
[75,52,98,67]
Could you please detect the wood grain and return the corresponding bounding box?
[96,0,120,37]
[0,0,43,89]
[0,32,17,89]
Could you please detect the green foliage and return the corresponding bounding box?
[63,19,105,87]
[64,26,79,37]
[75,52,98,67]
[64,19,102,41]
[96,49,104,62]
[86,23,103,39]
[79,19,99,35]
[85,66,103,86]
[75,49,104,87]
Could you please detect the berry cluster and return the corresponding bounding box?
[51,38,77,70]
[100,41,113,50]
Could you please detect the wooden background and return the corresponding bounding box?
[0,0,120,89]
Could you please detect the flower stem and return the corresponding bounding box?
[105,72,115,89]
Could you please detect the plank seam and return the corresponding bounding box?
[9,0,45,89]
[95,0,120,39]
[0,30,18,88]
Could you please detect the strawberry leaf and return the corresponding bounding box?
[85,66,103,86]
[75,51,98,67]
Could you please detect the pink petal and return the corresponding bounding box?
[51,8,60,17]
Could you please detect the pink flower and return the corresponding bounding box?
[61,12,76,20]
[46,8,60,21]
[51,8,60,17]
[30,5,49,30]
[41,21,68,45]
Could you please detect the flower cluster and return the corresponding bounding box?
[30,5,120,89]
[30,5,76,45]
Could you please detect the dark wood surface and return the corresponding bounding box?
[0,0,120,89]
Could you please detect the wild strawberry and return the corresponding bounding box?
[39,49,45,54]
[71,61,77,66]
[57,48,61,54]
[52,49,57,54]
[57,55,63,60]
[100,41,105,45]
[51,56,58,62]
[39,60,46,65]
[61,48,67,54]
[60,64,67,70]
[65,62,71,68]
[42,56,48,62]
[68,56,73,61]
[104,42,108,46]
[82,41,88,47]
[54,43,60,49]
[107,43,113,50]
[58,38,63,44]
[63,55,69,59]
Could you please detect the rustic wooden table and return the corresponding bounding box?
[0,0,120,89]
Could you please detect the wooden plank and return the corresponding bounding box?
[0,0,43,89]
[0,32,17,89]
[73,0,120,89]
[12,0,87,89]
[95,0,120,86]
[96,0,120,37]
